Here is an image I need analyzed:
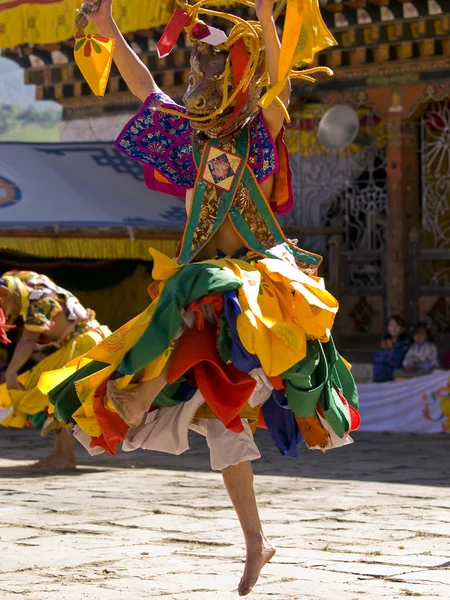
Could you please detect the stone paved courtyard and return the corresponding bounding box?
[0,428,449,600]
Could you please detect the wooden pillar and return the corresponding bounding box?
[385,118,420,318]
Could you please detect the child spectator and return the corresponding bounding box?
[373,315,411,382]
[401,322,439,376]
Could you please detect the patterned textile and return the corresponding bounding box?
[1,271,91,340]
[402,342,439,370]
[115,91,287,203]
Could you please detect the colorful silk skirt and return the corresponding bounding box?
[38,248,360,457]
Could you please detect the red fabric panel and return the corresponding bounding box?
[90,378,129,456]
[169,322,256,432]
[186,293,224,330]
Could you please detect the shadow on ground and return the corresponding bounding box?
[0,428,448,487]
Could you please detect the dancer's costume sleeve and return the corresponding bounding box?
[115,91,196,198]
[115,91,294,213]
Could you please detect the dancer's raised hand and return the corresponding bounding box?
[255,0,275,23]
[83,0,113,25]
[76,0,112,31]
[74,0,158,102]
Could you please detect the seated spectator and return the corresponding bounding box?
[373,315,411,382]
[398,322,439,377]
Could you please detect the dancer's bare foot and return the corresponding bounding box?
[28,453,77,472]
[238,534,276,596]
[25,428,77,472]
[106,380,151,428]
[8,451,77,473]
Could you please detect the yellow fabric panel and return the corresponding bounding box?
[74,34,115,97]
[0,237,179,260]
[0,0,176,48]
[37,294,165,435]
[216,256,338,375]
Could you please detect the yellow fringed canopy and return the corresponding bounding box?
[0,0,176,48]
[0,0,272,48]
[0,236,179,260]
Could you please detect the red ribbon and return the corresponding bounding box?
[156,8,191,58]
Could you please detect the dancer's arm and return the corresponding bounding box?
[83,0,159,102]
[5,330,39,390]
[256,0,291,138]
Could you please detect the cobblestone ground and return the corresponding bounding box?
[0,429,449,600]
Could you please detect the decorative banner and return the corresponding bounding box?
[358,371,450,434]
[74,33,115,97]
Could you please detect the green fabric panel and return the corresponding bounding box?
[48,360,109,423]
[153,377,188,408]
[283,337,358,438]
[320,383,350,438]
[319,340,353,437]
[335,355,359,410]
[283,341,326,418]
[217,312,233,364]
[119,263,242,375]
[28,410,46,429]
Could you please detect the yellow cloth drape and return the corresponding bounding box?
[0,325,110,428]
[260,0,336,109]
[0,237,179,260]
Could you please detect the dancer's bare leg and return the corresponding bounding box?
[222,461,276,596]
[107,358,172,428]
